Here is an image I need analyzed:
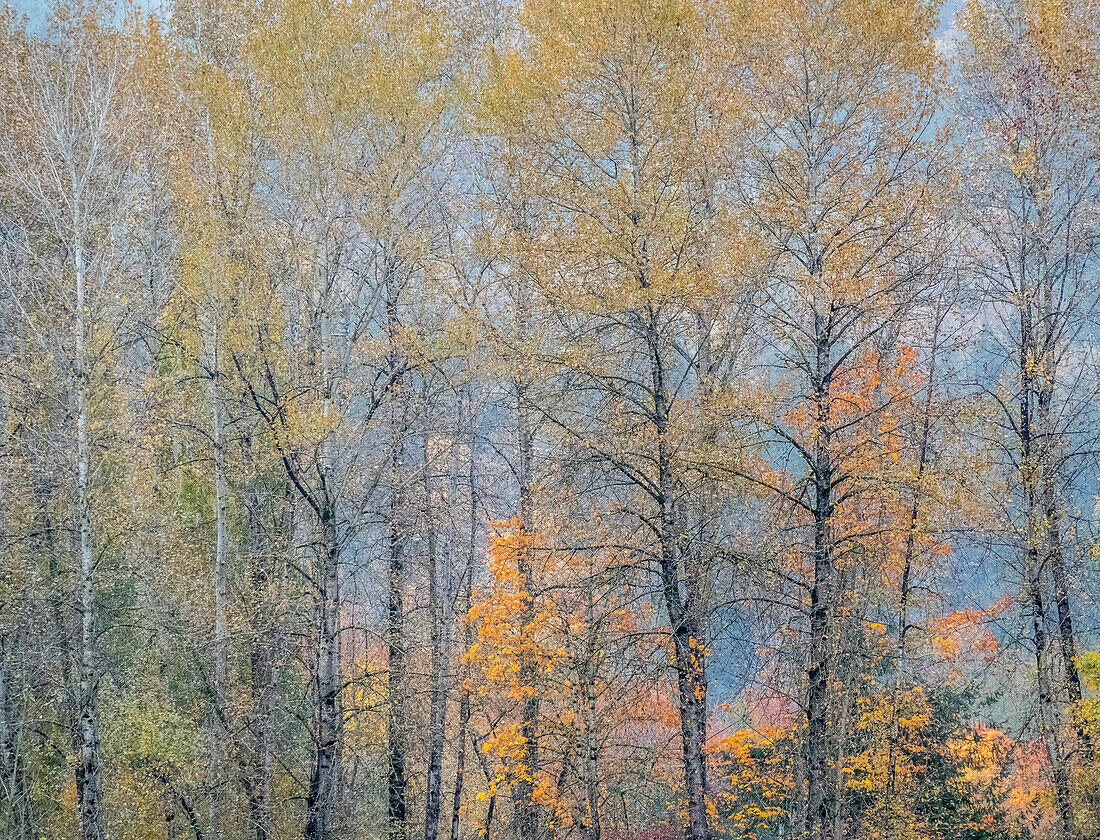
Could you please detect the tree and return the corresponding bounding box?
[727,0,950,835]
[477,4,761,838]
[957,1,1100,834]
[0,6,147,837]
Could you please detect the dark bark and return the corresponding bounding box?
[1036,336,1092,761]
[803,314,836,840]
[156,768,205,840]
[648,320,709,840]
[305,508,343,840]
[75,238,106,840]
[385,262,409,840]
[449,596,472,840]
[387,467,408,840]
[424,434,448,840]
[1028,563,1077,840]
[1049,523,1092,758]
[209,342,227,840]
[475,732,497,840]
[1020,301,1076,840]
[579,615,602,840]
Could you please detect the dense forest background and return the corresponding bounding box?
[1,0,1099,839]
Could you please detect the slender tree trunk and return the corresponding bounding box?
[209,327,228,840]
[386,269,408,840]
[887,317,941,797]
[0,644,34,840]
[687,310,718,763]
[1019,301,1076,840]
[424,431,448,840]
[35,483,67,683]
[804,521,831,840]
[157,769,205,840]
[450,404,477,840]
[1048,518,1091,757]
[448,631,471,840]
[448,619,471,840]
[648,322,709,840]
[0,410,31,840]
[0,656,13,826]
[626,94,711,839]
[475,733,497,840]
[804,320,835,840]
[305,288,344,840]
[388,484,408,840]
[831,657,856,840]
[513,281,541,840]
[1034,183,1091,764]
[1028,559,1077,840]
[579,612,602,840]
[74,229,106,840]
[1036,345,1092,761]
[244,432,276,840]
[305,507,342,840]
[664,546,710,840]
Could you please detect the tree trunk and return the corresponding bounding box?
[804,319,835,840]
[74,230,106,840]
[448,662,470,840]
[387,266,409,840]
[305,284,344,840]
[450,406,477,840]
[513,281,541,840]
[831,658,856,840]
[1028,561,1077,840]
[579,614,602,840]
[424,433,448,840]
[1033,177,1091,765]
[0,645,34,840]
[1036,343,1091,761]
[475,732,497,840]
[1020,300,1075,840]
[305,508,342,840]
[0,405,32,840]
[388,456,408,840]
[1048,520,1091,758]
[209,328,228,840]
[888,316,941,797]
[649,323,709,840]
[245,433,277,840]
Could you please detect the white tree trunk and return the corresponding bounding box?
[75,223,106,840]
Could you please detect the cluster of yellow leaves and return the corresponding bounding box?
[710,727,792,839]
[467,520,567,702]
[465,519,566,822]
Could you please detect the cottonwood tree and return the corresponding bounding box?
[478,4,759,839]
[958,0,1100,834]
[727,0,950,836]
[164,12,258,836]
[0,6,147,838]
[222,3,462,838]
